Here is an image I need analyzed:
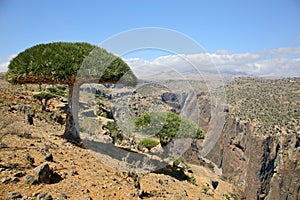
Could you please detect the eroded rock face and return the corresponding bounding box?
[161,92,188,114]
[267,148,300,200]
[205,116,299,200]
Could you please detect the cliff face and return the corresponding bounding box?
[206,117,276,199]
[267,148,300,200]
[203,78,300,200]
[206,113,300,200]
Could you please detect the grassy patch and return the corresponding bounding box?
[139,138,159,150]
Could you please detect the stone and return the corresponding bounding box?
[2,177,11,184]
[83,189,89,193]
[14,172,26,178]
[12,177,20,183]
[25,113,34,125]
[25,153,34,165]
[34,163,53,184]
[179,188,188,196]
[33,192,40,197]
[83,194,92,200]
[81,110,97,118]
[212,180,219,189]
[58,193,68,199]
[7,192,22,199]
[71,170,78,176]
[44,154,53,162]
[24,175,36,185]
[37,193,53,200]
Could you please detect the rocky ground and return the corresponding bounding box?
[2,74,298,200]
[0,76,241,200]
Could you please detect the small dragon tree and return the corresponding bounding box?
[33,92,57,111]
[6,42,137,144]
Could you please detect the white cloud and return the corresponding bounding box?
[266,47,300,56]
[0,54,16,72]
[125,46,300,78]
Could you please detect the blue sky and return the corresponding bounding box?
[0,0,300,76]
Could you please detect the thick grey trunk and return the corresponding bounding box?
[63,84,81,143]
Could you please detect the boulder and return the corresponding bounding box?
[34,163,53,184]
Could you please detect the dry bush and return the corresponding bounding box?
[0,113,31,146]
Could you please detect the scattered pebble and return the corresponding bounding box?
[2,177,11,184]
[7,192,22,199]
[71,170,78,176]
[24,175,36,185]
[44,153,53,162]
[37,193,53,200]
[14,172,26,178]
[58,193,68,200]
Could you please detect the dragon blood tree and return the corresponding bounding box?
[6,42,137,144]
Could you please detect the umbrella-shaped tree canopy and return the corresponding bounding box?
[6,42,137,86]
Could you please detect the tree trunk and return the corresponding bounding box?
[42,104,46,111]
[43,98,50,111]
[40,100,46,112]
[63,84,81,144]
[25,113,34,125]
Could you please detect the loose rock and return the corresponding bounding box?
[24,175,36,185]
[25,153,34,165]
[14,172,26,178]
[83,194,92,200]
[212,180,219,190]
[58,193,68,199]
[2,177,11,184]
[44,153,53,162]
[37,193,53,200]
[7,192,22,199]
[34,163,53,184]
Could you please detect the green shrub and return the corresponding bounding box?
[139,138,159,150]
[33,92,57,100]
[207,162,214,172]
[135,112,205,146]
[103,121,123,143]
[33,92,57,111]
[201,183,210,194]
[103,121,119,137]
[47,87,65,96]
[220,175,227,181]
[187,176,196,185]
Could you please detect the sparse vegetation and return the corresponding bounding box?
[207,162,214,172]
[220,175,228,181]
[0,114,31,147]
[135,111,205,146]
[33,92,57,111]
[46,86,66,97]
[139,138,159,150]
[201,183,212,195]
[103,121,124,143]
[226,77,300,164]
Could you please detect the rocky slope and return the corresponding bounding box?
[0,77,241,199]
[1,74,298,200]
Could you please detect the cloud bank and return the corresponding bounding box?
[1,47,299,78]
[125,47,300,78]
